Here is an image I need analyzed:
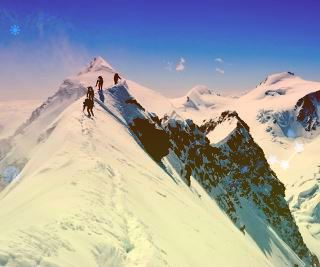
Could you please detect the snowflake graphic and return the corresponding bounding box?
[10,24,21,36]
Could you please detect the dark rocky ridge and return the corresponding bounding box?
[295,90,320,132]
[162,111,317,265]
[126,95,318,266]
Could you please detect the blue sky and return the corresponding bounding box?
[0,0,320,100]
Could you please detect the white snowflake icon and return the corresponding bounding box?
[10,25,21,36]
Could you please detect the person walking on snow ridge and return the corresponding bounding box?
[96,76,104,90]
[114,73,121,85]
[87,86,94,100]
[83,98,94,118]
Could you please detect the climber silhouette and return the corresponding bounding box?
[114,73,121,85]
[83,98,94,118]
[87,86,94,100]
[95,76,104,90]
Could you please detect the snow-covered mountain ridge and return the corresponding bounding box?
[0,57,174,188]
[0,57,319,266]
[0,83,277,267]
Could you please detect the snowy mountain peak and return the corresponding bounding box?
[171,85,233,111]
[260,71,296,86]
[79,56,115,75]
[187,85,215,96]
[240,71,312,101]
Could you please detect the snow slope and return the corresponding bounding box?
[0,88,276,267]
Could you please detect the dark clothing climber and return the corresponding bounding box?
[95,76,104,90]
[83,98,94,117]
[87,86,94,101]
[114,73,121,85]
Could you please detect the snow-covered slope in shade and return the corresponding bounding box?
[0,87,275,267]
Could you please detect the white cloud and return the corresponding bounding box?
[176,57,186,72]
[215,68,225,75]
[215,58,224,63]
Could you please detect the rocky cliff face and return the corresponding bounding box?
[295,90,320,132]
[124,88,317,264]
[126,90,317,264]
[155,110,316,266]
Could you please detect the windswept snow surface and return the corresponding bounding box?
[0,90,275,267]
